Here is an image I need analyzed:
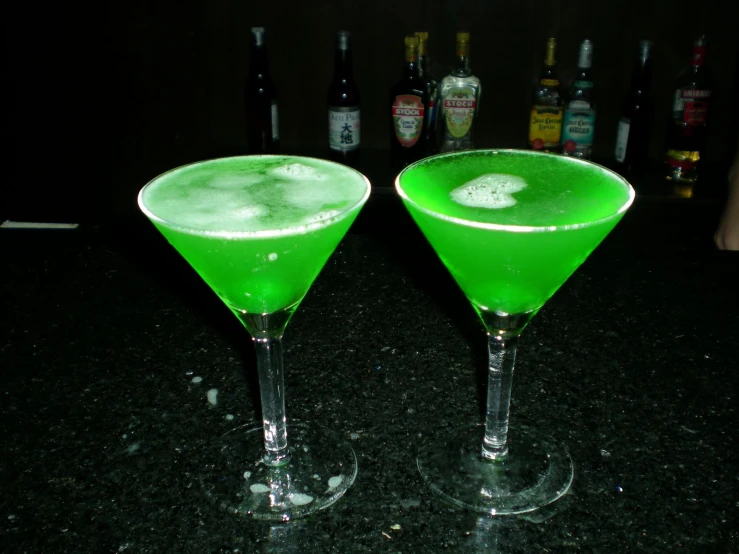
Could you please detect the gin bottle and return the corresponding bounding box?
[439,32,481,152]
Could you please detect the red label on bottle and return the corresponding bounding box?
[392,95,425,147]
[681,89,711,99]
[442,99,477,109]
[691,45,706,67]
[683,100,709,126]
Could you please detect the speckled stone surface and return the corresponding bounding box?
[1,197,737,553]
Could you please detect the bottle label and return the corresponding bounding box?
[528,105,563,149]
[271,102,279,141]
[562,106,596,154]
[541,78,559,87]
[328,107,360,151]
[442,88,477,139]
[392,95,425,147]
[573,80,593,89]
[691,45,706,67]
[615,117,631,163]
[673,89,711,126]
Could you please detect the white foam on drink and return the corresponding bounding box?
[451,174,528,209]
[301,209,342,226]
[140,156,370,237]
[207,173,263,189]
[270,162,326,181]
[288,493,314,506]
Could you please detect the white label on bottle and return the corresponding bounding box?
[271,102,279,141]
[614,117,631,163]
[328,107,360,151]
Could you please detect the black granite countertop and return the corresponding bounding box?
[1,195,738,553]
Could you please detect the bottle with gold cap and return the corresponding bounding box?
[390,34,430,168]
[415,31,439,154]
[439,31,481,152]
[528,37,563,152]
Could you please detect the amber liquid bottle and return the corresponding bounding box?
[528,38,563,152]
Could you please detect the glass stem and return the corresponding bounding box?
[482,333,519,461]
[253,335,290,467]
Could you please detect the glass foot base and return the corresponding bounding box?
[417,424,573,515]
[200,422,357,522]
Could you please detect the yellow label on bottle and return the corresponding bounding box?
[528,106,563,149]
[541,78,559,87]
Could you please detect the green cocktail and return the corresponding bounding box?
[139,155,370,521]
[396,149,634,514]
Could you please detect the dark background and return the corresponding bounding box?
[5,0,738,224]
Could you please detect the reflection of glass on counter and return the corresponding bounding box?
[673,182,695,199]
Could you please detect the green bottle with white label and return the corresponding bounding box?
[562,39,596,159]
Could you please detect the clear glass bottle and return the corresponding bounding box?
[439,32,481,152]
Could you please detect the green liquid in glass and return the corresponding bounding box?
[397,150,634,316]
[139,155,370,315]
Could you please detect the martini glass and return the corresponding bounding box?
[138,155,370,521]
[396,149,634,515]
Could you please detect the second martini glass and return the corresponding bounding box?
[396,149,634,515]
[138,155,370,521]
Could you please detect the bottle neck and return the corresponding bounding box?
[402,45,420,78]
[541,63,558,80]
[250,44,270,78]
[402,58,420,79]
[690,42,706,69]
[631,58,652,93]
[453,42,471,75]
[334,47,354,78]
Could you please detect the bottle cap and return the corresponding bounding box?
[251,27,266,47]
[578,39,593,69]
[545,37,557,66]
[415,31,428,55]
[337,30,351,50]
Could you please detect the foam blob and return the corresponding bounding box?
[271,163,326,181]
[288,493,314,506]
[451,173,528,209]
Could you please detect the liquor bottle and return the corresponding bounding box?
[562,39,596,159]
[327,31,361,168]
[389,35,429,168]
[665,34,713,186]
[439,32,481,153]
[529,38,564,152]
[415,31,440,154]
[245,27,279,154]
[614,40,654,173]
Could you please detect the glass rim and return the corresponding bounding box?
[394,149,636,234]
[137,154,372,239]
